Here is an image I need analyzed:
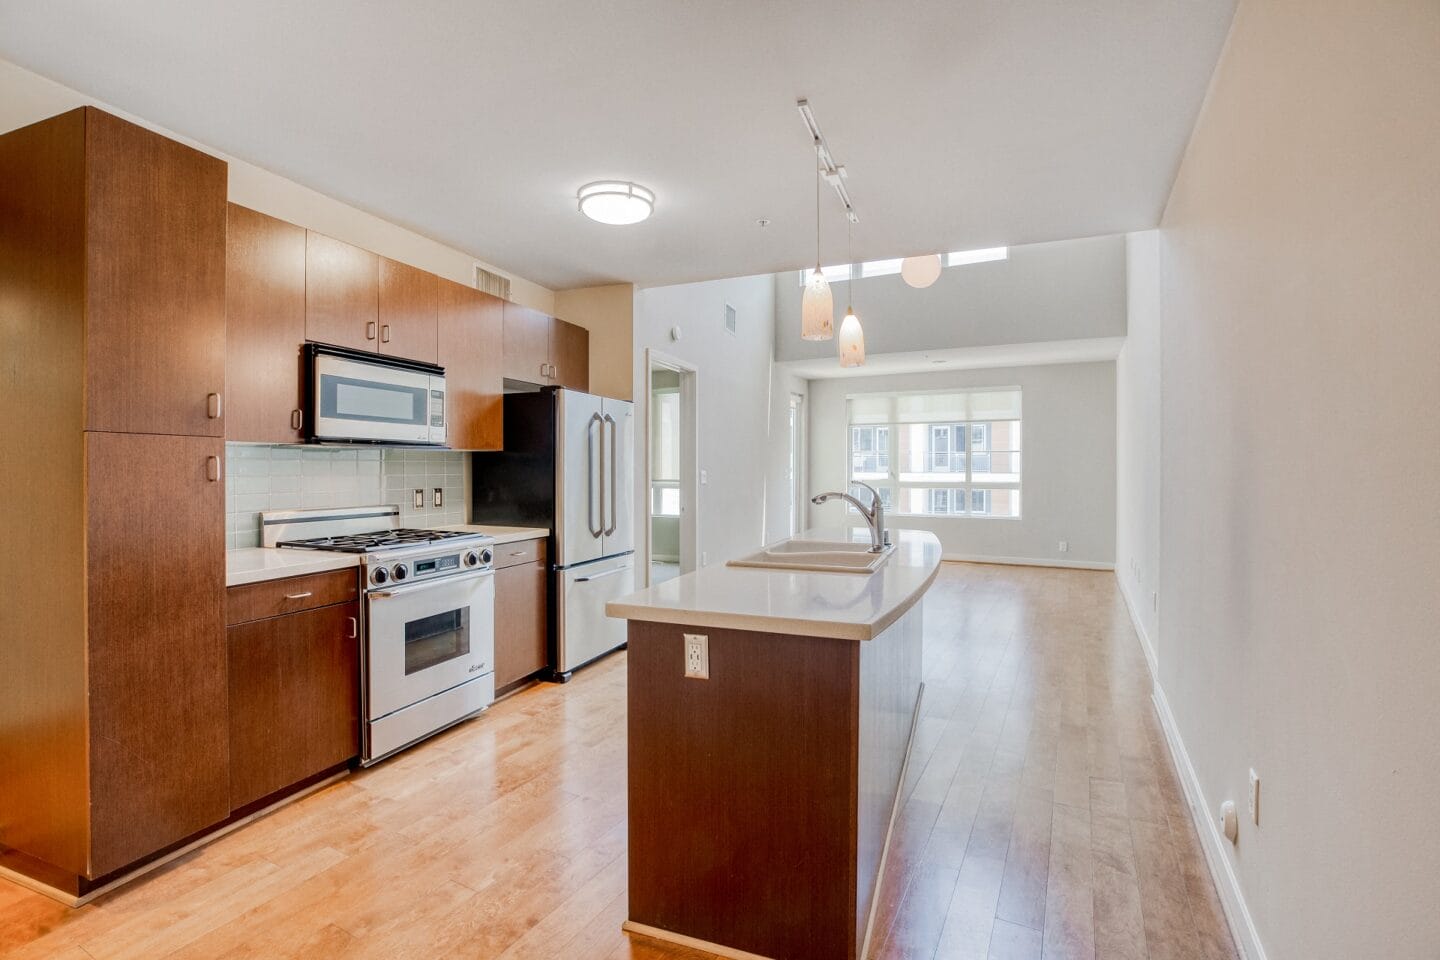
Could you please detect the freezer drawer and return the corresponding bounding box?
[557,554,635,675]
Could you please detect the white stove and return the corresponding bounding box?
[263,506,497,765]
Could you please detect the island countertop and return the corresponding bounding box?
[606,527,942,641]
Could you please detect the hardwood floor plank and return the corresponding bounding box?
[0,566,1236,960]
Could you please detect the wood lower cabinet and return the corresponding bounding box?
[227,574,360,811]
[87,431,230,876]
[438,280,504,450]
[379,257,439,363]
[493,538,549,692]
[306,231,378,352]
[549,318,590,391]
[226,204,307,443]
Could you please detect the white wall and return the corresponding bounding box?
[631,275,799,573]
[1147,2,1440,958]
[775,235,1126,362]
[0,56,555,313]
[1115,231,1163,668]
[808,363,1116,567]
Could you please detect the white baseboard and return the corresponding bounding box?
[941,553,1114,571]
[1150,685,1268,960]
[1116,573,1158,679]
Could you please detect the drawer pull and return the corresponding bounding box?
[509,550,526,557]
[284,591,314,600]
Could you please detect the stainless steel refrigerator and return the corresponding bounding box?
[470,387,636,680]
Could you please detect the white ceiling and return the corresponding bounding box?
[0,1,1234,291]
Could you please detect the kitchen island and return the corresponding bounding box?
[606,528,941,960]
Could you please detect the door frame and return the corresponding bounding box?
[643,349,699,587]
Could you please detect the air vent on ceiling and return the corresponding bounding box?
[474,264,511,301]
[725,302,738,336]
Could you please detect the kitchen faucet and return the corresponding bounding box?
[811,481,889,553]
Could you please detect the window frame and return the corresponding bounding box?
[844,389,1021,520]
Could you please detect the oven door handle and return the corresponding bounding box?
[369,568,494,599]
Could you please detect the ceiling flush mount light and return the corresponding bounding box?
[577,181,654,225]
[901,254,942,288]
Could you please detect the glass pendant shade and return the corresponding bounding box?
[801,268,834,340]
[838,307,865,368]
[901,253,942,288]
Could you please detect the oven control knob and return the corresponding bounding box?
[479,548,493,567]
[462,550,480,568]
[391,562,410,581]
[371,565,389,585]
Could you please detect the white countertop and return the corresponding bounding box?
[226,524,548,586]
[425,524,550,545]
[606,527,942,641]
[226,548,360,587]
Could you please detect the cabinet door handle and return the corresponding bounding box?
[291,409,303,431]
[381,324,391,343]
[549,363,557,378]
[540,361,548,379]
[284,591,313,600]
[206,455,220,482]
[207,393,222,419]
[347,616,358,639]
[367,321,378,340]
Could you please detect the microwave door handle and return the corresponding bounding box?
[587,412,604,538]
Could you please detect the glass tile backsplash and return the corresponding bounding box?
[225,444,468,549]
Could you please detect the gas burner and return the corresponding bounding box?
[277,527,481,553]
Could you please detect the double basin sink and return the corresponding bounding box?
[727,538,895,575]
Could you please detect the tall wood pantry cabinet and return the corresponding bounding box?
[0,106,230,890]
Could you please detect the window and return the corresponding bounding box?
[650,388,681,517]
[846,388,1021,519]
[798,247,1008,285]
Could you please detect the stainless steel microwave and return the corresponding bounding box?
[306,344,447,445]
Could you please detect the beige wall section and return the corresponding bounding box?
[553,283,635,400]
[0,56,554,313]
[1155,2,1440,958]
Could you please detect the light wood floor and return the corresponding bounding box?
[0,563,1236,960]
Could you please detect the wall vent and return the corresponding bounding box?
[474,263,511,301]
[724,302,738,336]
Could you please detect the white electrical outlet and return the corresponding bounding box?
[413,488,424,509]
[1249,769,1260,825]
[683,634,709,679]
[1058,540,1069,553]
[700,469,709,486]
[701,551,708,566]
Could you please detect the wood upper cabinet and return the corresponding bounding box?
[305,231,378,352]
[83,108,227,437]
[503,302,551,384]
[438,280,503,450]
[549,318,590,391]
[86,431,229,876]
[494,538,549,691]
[502,303,590,391]
[378,257,439,363]
[225,204,306,443]
[227,585,360,811]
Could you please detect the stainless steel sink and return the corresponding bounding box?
[727,538,895,574]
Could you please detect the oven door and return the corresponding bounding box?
[312,351,442,444]
[365,568,495,720]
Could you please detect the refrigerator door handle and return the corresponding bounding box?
[587,412,604,538]
[603,414,618,536]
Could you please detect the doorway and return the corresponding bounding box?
[644,350,698,587]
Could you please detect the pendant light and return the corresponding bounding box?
[800,138,834,341]
[838,216,866,368]
[901,253,942,288]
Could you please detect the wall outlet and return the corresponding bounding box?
[432,487,443,508]
[413,488,424,509]
[701,551,708,566]
[1058,540,1069,553]
[700,469,709,486]
[1249,768,1260,825]
[683,633,709,679]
